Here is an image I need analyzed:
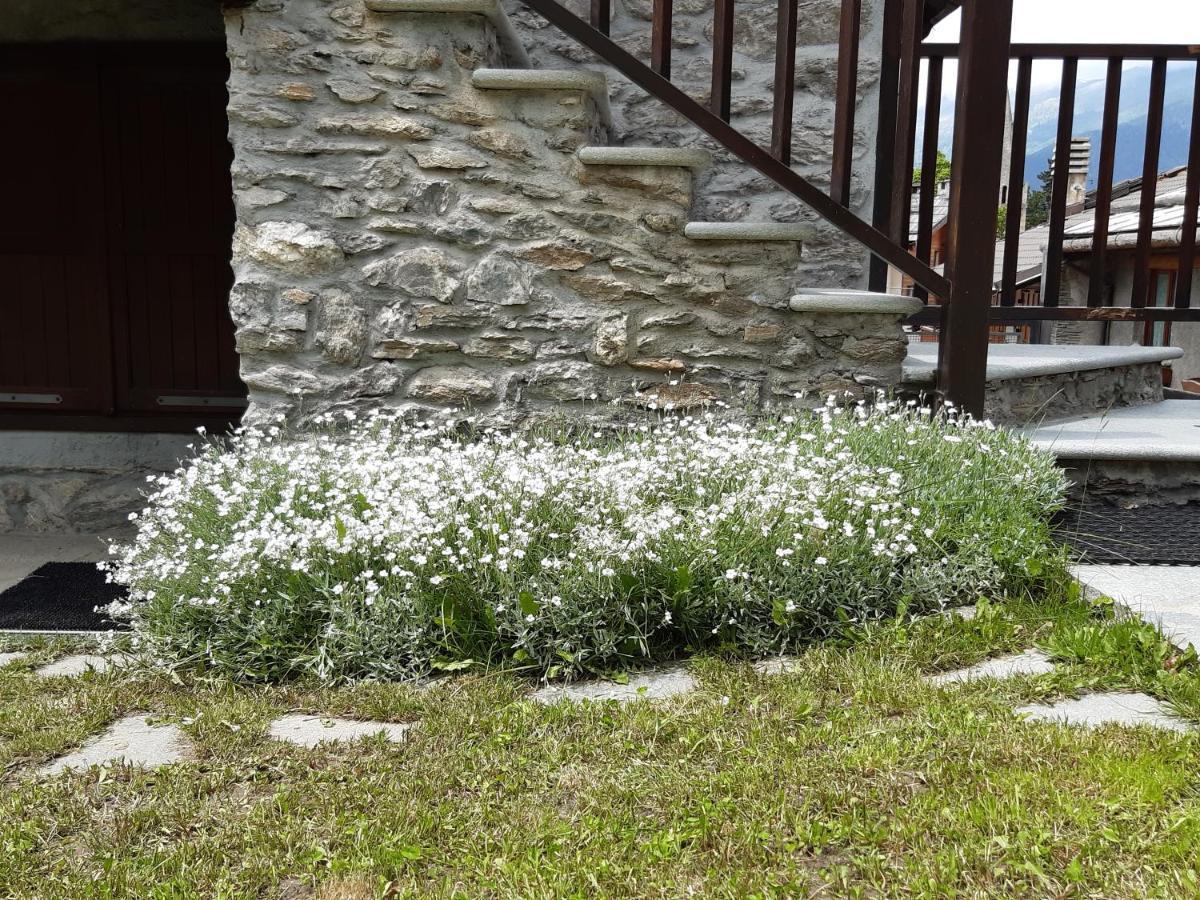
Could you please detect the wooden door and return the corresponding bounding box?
[0,44,244,429]
[0,52,113,413]
[101,48,243,414]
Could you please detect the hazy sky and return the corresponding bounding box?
[927,0,1200,46]
[925,0,1200,93]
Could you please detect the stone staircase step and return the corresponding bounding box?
[1026,400,1200,509]
[365,0,530,66]
[789,290,922,316]
[904,343,1182,390]
[471,68,611,126]
[683,222,816,242]
[576,146,711,168]
[1023,399,1200,462]
[904,343,1180,425]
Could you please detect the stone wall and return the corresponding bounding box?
[502,0,883,288]
[224,0,905,426]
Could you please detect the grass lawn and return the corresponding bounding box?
[4,586,1200,898]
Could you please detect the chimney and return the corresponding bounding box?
[1051,136,1091,214]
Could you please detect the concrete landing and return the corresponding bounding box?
[1074,565,1200,652]
[1022,400,1200,461]
[904,343,1182,387]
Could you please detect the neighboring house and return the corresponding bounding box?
[988,164,1199,390]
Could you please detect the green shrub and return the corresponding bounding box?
[106,400,1068,682]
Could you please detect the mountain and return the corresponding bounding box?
[1022,63,1196,188]
[917,61,1195,190]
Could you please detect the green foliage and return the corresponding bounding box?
[1042,615,1198,681]
[1023,160,1054,228]
[913,149,952,187]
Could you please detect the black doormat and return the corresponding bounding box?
[0,563,130,631]
[1054,500,1200,566]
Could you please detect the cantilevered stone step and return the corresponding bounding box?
[577,146,711,168]
[789,290,922,315]
[471,68,611,126]
[683,222,816,242]
[903,343,1183,390]
[365,0,530,66]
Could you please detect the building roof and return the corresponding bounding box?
[1062,166,1197,253]
[953,166,1198,288]
[908,187,950,240]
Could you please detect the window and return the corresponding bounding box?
[1143,270,1175,347]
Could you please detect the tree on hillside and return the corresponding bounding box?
[912,150,952,187]
[1023,160,1054,228]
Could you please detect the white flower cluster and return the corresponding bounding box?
[107,399,1065,681]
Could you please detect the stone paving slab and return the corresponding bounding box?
[40,714,190,775]
[1074,565,1200,653]
[753,656,800,676]
[928,650,1056,686]
[1016,692,1192,733]
[268,714,412,748]
[0,651,27,668]
[531,667,696,705]
[35,653,130,678]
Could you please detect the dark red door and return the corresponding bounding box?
[0,44,245,428]
[0,53,113,413]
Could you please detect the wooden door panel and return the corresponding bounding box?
[0,56,111,412]
[101,48,244,413]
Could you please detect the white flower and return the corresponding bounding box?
[814,556,828,566]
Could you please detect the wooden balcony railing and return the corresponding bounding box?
[904,43,1200,329]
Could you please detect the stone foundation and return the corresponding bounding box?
[984,361,1165,426]
[0,433,195,533]
[223,0,905,426]
[1059,460,1200,509]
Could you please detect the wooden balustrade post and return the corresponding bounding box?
[936,0,1013,418]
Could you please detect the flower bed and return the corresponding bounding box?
[107,401,1067,681]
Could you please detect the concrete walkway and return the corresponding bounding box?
[0,533,112,593]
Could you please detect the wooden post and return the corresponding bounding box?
[936,0,1014,418]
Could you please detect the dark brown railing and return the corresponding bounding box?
[517,0,1023,414]
[905,43,1200,329]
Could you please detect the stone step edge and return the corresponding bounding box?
[789,290,923,316]
[902,344,1185,387]
[365,0,531,68]
[471,68,612,128]
[684,222,817,242]
[576,146,712,168]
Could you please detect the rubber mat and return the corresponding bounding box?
[0,562,129,631]
[1054,500,1200,566]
